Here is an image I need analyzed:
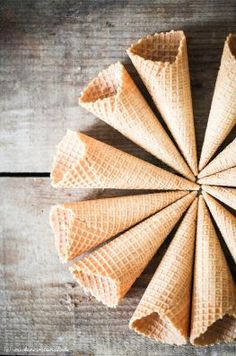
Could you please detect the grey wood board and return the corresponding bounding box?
[0,0,236,355]
[0,0,236,172]
[0,177,235,355]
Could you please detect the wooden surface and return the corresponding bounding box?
[0,0,236,355]
[0,179,235,356]
[1,0,236,171]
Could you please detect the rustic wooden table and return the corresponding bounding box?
[0,1,235,355]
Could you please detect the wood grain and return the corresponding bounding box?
[0,0,236,172]
[0,178,235,355]
[0,0,236,354]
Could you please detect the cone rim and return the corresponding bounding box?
[49,204,75,262]
[79,61,125,106]
[69,264,120,308]
[227,33,236,61]
[129,311,187,345]
[127,30,186,69]
[190,313,236,346]
[50,130,86,187]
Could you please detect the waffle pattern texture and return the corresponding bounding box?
[79,62,194,180]
[199,34,236,170]
[50,30,236,347]
[198,138,236,179]
[198,167,236,187]
[127,30,197,176]
[51,130,198,190]
[49,191,187,262]
[190,197,236,346]
[70,193,196,308]
[202,185,236,210]
[203,192,236,263]
[129,198,198,345]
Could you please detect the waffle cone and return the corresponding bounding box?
[50,130,199,190]
[198,138,236,178]
[69,192,196,308]
[198,167,236,187]
[202,185,236,210]
[127,30,197,176]
[202,192,236,263]
[49,191,187,262]
[129,198,198,345]
[79,62,194,181]
[199,34,236,170]
[190,197,236,346]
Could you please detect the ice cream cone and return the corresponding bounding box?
[129,198,198,345]
[198,167,236,187]
[190,196,236,346]
[50,130,199,190]
[202,185,236,210]
[198,138,236,179]
[202,192,236,263]
[50,191,187,262]
[127,30,197,176]
[199,34,236,170]
[79,62,195,181]
[69,192,197,308]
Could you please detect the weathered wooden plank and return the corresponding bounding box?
[0,0,236,172]
[0,178,235,355]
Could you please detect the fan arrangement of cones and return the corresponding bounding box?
[50,30,236,346]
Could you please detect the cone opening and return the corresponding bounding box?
[128,31,184,64]
[192,314,236,346]
[51,131,86,186]
[50,205,74,262]
[70,267,119,308]
[79,63,123,104]
[131,312,186,345]
[228,34,236,58]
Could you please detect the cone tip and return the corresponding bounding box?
[198,194,204,204]
[201,184,210,191]
[198,169,206,179]
[191,182,200,191]
[201,190,209,199]
[198,159,206,172]
[191,195,199,206]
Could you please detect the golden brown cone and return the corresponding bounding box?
[49,191,188,262]
[198,167,236,187]
[69,192,197,308]
[202,192,236,263]
[50,130,199,190]
[202,185,236,210]
[199,34,236,170]
[79,62,195,181]
[198,138,236,178]
[127,30,197,176]
[129,198,198,345]
[190,196,236,346]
